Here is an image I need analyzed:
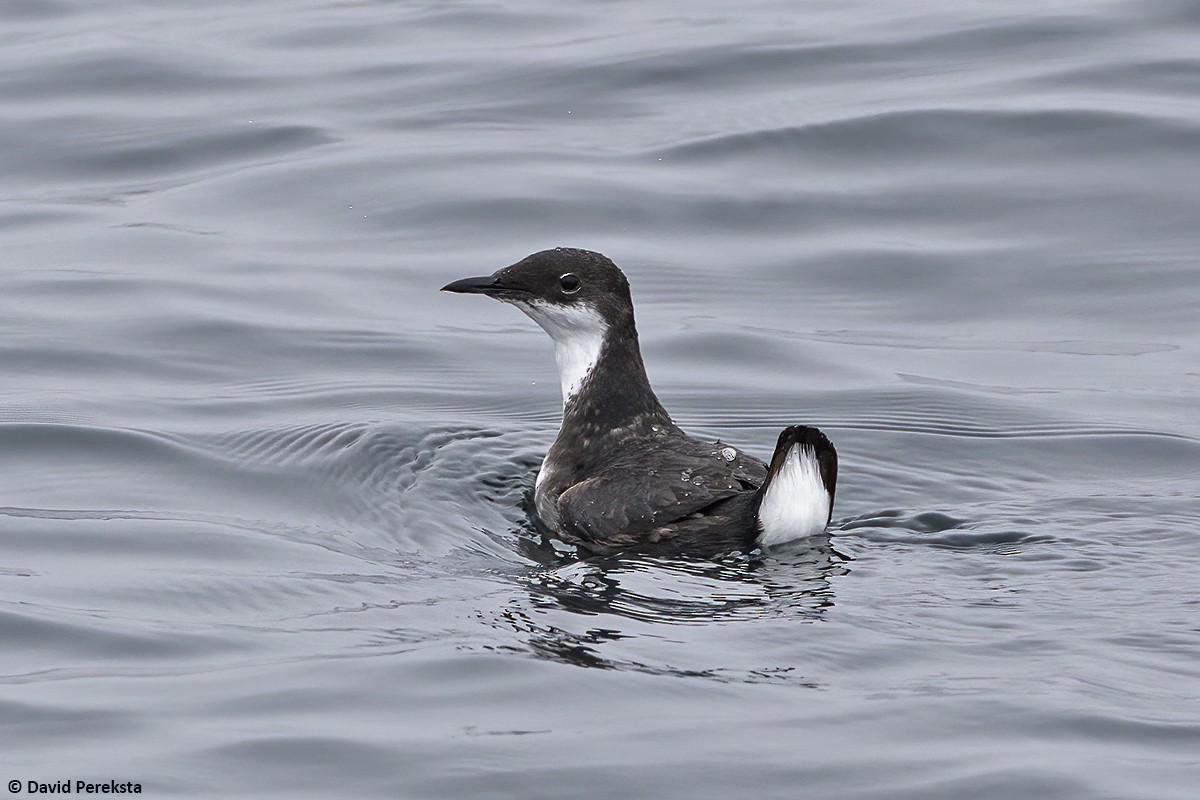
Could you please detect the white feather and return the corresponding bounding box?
[511,300,607,406]
[756,443,830,547]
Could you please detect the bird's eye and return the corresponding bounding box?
[559,273,581,294]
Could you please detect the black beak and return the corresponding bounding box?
[441,275,502,295]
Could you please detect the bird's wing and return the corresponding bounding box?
[555,438,767,545]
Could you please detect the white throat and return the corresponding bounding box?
[512,300,608,406]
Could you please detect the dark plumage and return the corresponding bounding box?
[443,248,836,556]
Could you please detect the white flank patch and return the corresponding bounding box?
[512,300,607,405]
[756,443,831,547]
[534,457,552,490]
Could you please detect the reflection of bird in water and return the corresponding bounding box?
[479,538,849,680]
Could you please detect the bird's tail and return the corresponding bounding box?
[753,426,837,547]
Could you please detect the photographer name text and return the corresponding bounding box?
[9,781,141,795]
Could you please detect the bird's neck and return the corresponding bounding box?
[560,319,671,433]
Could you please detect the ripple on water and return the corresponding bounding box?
[0,419,545,551]
[655,107,1200,168]
[839,509,1047,553]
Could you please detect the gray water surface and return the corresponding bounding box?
[3,1,1199,798]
